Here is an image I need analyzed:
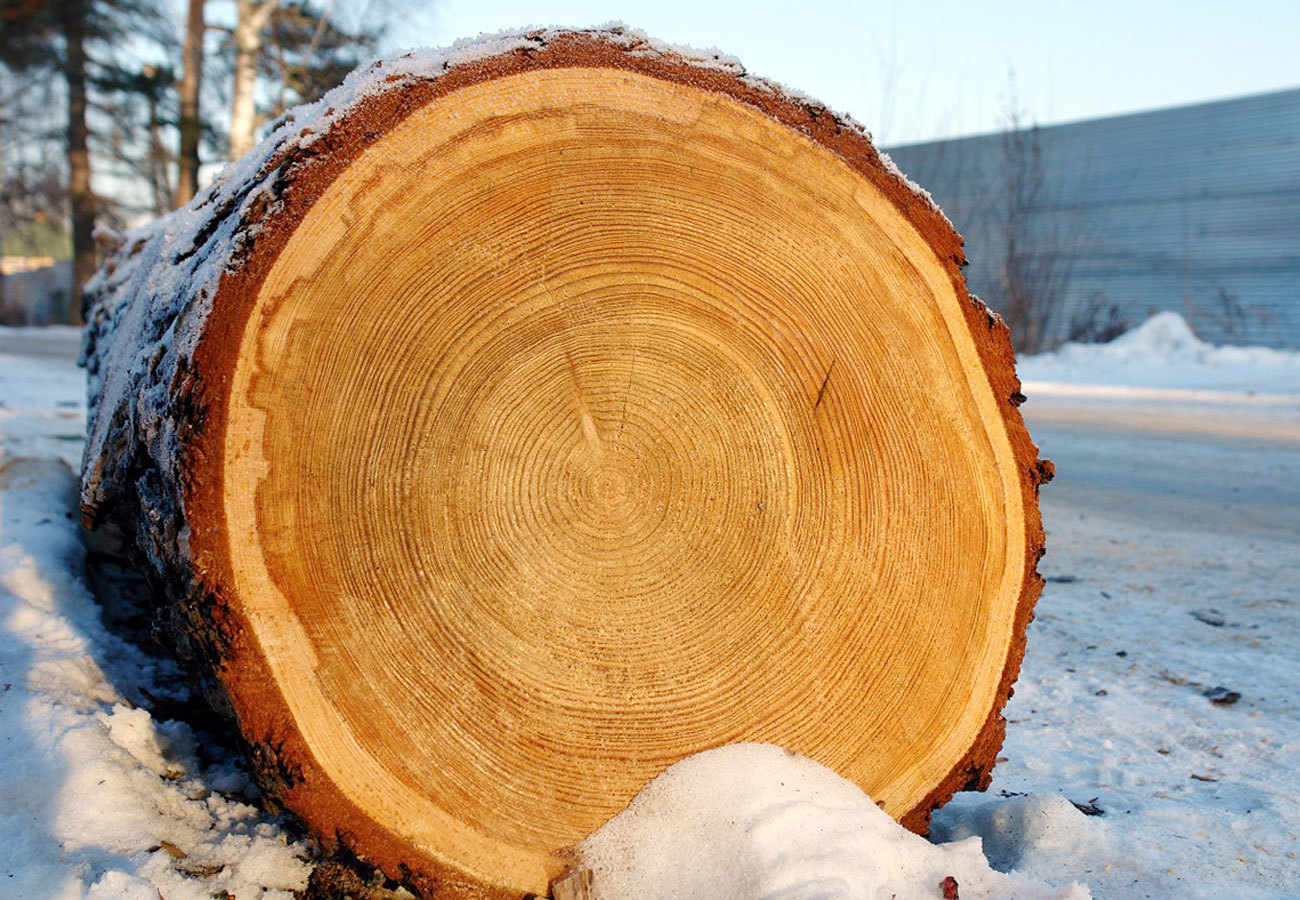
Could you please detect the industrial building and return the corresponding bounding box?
[886,88,1300,351]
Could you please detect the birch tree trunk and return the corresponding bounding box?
[229,0,278,160]
[81,27,1051,899]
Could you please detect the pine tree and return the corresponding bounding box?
[1,0,166,321]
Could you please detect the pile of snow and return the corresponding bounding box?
[1019,313,1300,396]
[577,744,1091,899]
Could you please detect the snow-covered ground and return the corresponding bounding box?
[1,316,1297,898]
[941,315,1300,897]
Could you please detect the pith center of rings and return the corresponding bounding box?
[589,464,633,511]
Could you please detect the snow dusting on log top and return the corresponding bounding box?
[78,23,939,559]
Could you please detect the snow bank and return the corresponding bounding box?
[577,744,1091,899]
[1019,312,1300,396]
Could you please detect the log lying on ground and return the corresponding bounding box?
[81,26,1051,899]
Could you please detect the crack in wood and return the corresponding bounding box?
[814,358,836,410]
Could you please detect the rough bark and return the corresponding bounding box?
[81,26,1051,899]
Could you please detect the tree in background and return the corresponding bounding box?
[176,0,204,205]
[61,0,93,319]
[226,0,378,158]
[97,62,182,218]
[0,53,71,311]
[262,0,377,123]
[996,104,1056,354]
[989,77,1088,355]
[228,0,279,159]
[0,0,382,323]
[1,0,168,321]
[1,0,91,320]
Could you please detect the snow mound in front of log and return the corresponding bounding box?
[577,743,1092,899]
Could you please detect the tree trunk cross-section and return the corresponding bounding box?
[80,26,1052,899]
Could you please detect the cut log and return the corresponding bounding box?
[80,26,1051,899]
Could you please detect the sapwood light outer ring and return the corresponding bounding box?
[171,28,1052,899]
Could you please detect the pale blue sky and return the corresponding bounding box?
[382,0,1300,145]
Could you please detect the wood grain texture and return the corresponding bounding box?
[80,27,1051,899]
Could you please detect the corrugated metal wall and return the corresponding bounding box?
[885,88,1300,350]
